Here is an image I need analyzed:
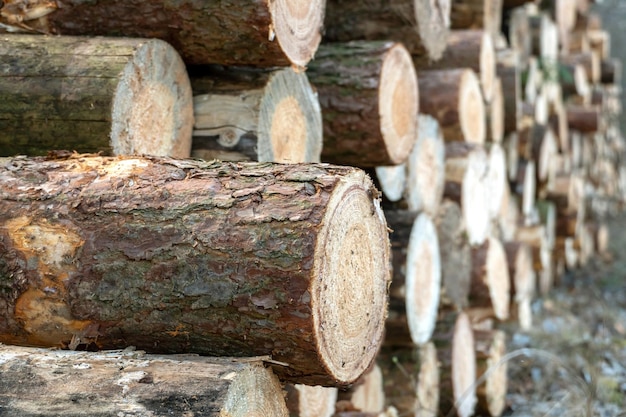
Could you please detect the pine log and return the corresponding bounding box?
[375,164,408,203]
[506,7,532,65]
[503,241,535,330]
[487,77,505,143]
[504,132,520,182]
[497,181,521,242]
[323,0,451,61]
[600,58,622,85]
[433,311,477,417]
[540,0,578,49]
[560,62,592,101]
[470,237,511,321]
[190,66,322,163]
[285,384,338,417]
[308,42,419,167]
[24,0,324,68]
[496,49,522,135]
[405,115,446,215]
[413,30,496,102]
[0,345,288,417]
[587,30,610,60]
[444,142,491,245]
[336,364,385,414]
[0,34,192,158]
[377,344,440,417]
[473,329,508,417]
[523,57,542,104]
[418,69,486,144]
[450,0,503,41]
[514,159,537,219]
[566,105,603,133]
[548,99,571,152]
[0,155,391,386]
[528,13,559,63]
[385,211,441,346]
[435,199,472,309]
[560,52,601,84]
[518,124,559,186]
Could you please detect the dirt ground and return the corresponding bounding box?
[500,213,626,417]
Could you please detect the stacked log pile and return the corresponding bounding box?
[0,0,623,416]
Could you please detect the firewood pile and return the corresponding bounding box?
[0,0,623,416]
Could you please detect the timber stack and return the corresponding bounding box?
[0,0,623,416]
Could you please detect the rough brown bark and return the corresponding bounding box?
[323,0,451,61]
[413,30,496,102]
[385,211,441,346]
[285,384,338,417]
[0,34,192,158]
[377,343,440,417]
[600,58,622,85]
[418,68,486,144]
[496,49,522,135]
[0,155,391,386]
[0,345,288,417]
[17,0,325,68]
[307,42,419,167]
[566,105,603,133]
[435,199,472,309]
[470,237,511,321]
[190,66,322,163]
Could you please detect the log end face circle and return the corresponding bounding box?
[405,214,441,345]
[459,70,485,145]
[312,172,390,385]
[462,147,489,246]
[223,364,289,417]
[379,44,419,165]
[483,330,508,417]
[111,39,193,158]
[452,312,477,417]
[414,0,450,61]
[270,0,324,67]
[486,237,510,321]
[258,69,323,163]
[416,341,440,417]
[479,32,496,103]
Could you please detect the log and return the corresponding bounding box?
[540,0,578,49]
[0,34,192,158]
[528,13,559,63]
[566,105,603,133]
[444,142,491,245]
[517,124,559,185]
[307,42,419,167]
[435,199,472,309]
[285,384,338,417]
[413,30,496,102]
[486,143,508,219]
[487,77,505,143]
[497,181,520,242]
[0,155,391,386]
[514,159,537,219]
[405,115,446,215]
[375,164,408,203]
[385,211,441,346]
[323,0,451,61]
[336,364,385,414]
[506,7,532,65]
[470,237,511,321]
[600,58,622,85]
[496,49,522,135]
[22,0,324,68]
[560,52,600,84]
[473,329,508,417]
[418,69,486,144]
[0,345,288,417]
[190,66,322,163]
[450,0,503,41]
[377,343,440,417]
[433,311,477,417]
[503,241,536,330]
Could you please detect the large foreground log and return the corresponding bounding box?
[323,0,451,61]
[0,34,193,158]
[0,155,391,386]
[21,0,324,68]
[190,66,322,163]
[0,345,288,417]
[308,42,419,167]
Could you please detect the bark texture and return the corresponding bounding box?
[0,34,192,158]
[0,345,288,417]
[308,41,419,167]
[24,0,325,67]
[190,66,322,163]
[0,155,391,386]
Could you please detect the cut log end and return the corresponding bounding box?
[111,39,193,158]
[415,0,451,61]
[406,214,442,345]
[313,172,391,385]
[285,384,338,417]
[379,44,420,164]
[416,342,440,417]
[475,329,508,417]
[479,32,496,102]
[460,70,486,144]
[452,312,478,417]
[260,68,323,163]
[270,0,324,68]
